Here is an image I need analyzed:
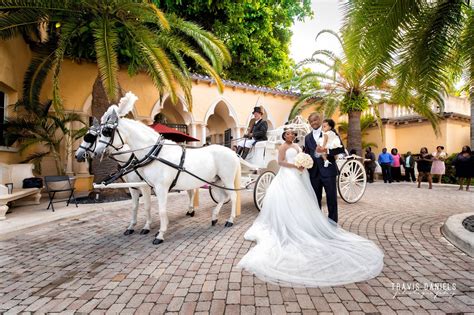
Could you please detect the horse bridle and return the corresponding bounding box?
[98,120,125,153]
[78,126,100,158]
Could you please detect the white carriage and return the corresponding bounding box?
[210,116,368,210]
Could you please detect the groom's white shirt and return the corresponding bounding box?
[312,126,322,157]
[312,126,322,143]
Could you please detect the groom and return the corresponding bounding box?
[304,112,344,223]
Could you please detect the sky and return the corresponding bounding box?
[290,0,344,64]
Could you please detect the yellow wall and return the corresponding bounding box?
[364,119,470,155]
[445,119,471,154]
[0,38,32,163]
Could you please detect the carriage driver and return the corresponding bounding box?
[236,107,268,159]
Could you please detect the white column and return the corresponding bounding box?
[190,123,198,147]
[201,124,207,146]
[73,116,91,175]
[234,127,241,140]
[65,122,74,176]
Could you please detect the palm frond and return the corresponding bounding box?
[134,29,178,103]
[22,43,56,109]
[289,94,322,119]
[168,15,231,72]
[0,8,47,40]
[93,17,120,101]
[315,29,343,49]
[311,49,338,62]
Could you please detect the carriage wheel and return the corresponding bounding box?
[337,159,367,204]
[253,171,275,211]
[209,186,230,204]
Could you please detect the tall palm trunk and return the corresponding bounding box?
[347,110,362,156]
[470,61,474,149]
[91,75,120,184]
[90,75,128,198]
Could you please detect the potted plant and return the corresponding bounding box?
[5,99,86,198]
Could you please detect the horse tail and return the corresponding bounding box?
[234,157,241,190]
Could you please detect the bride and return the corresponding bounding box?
[238,129,384,287]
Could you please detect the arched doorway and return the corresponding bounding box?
[205,100,238,146]
[151,95,194,135]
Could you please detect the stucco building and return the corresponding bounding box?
[0,37,471,193]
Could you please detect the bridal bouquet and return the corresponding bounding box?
[294,152,313,171]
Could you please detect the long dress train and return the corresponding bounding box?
[238,147,384,287]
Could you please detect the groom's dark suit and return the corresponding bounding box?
[304,130,344,223]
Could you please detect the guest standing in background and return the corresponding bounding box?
[364,147,376,183]
[431,146,447,184]
[453,146,473,191]
[390,148,402,182]
[416,147,433,189]
[403,151,416,182]
[378,148,393,183]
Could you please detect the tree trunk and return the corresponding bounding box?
[470,60,474,149]
[347,110,362,156]
[90,75,128,199]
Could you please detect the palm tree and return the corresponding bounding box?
[337,114,378,150]
[289,30,395,155]
[343,0,474,148]
[0,0,231,112]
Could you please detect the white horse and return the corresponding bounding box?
[92,93,241,245]
[75,118,197,236]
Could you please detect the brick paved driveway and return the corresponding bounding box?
[0,183,473,314]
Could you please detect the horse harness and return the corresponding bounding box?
[81,127,151,190]
[98,121,248,192]
[100,129,187,191]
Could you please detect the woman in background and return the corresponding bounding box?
[431,146,447,184]
[416,147,433,189]
[390,148,402,182]
[453,146,473,191]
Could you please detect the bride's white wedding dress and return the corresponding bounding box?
[238,146,384,287]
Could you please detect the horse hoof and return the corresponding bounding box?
[186,211,195,217]
[153,238,164,245]
[124,229,134,235]
[211,219,218,226]
[224,221,233,227]
[140,229,150,235]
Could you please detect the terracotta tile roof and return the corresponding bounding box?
[383,112,470,124]
[190,73,300,97]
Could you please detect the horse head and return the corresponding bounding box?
[75,117,100,162]
[93,92,138,158]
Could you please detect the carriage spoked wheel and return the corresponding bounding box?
[337,159,367,203]
[253,171,275,211]
[209,186,230,204]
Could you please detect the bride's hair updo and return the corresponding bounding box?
[282,128,299,143]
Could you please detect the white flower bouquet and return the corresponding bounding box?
[294,152,313,170]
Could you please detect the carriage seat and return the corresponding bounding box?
[0,163,42,220]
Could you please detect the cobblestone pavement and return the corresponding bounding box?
[0,183,473,314]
